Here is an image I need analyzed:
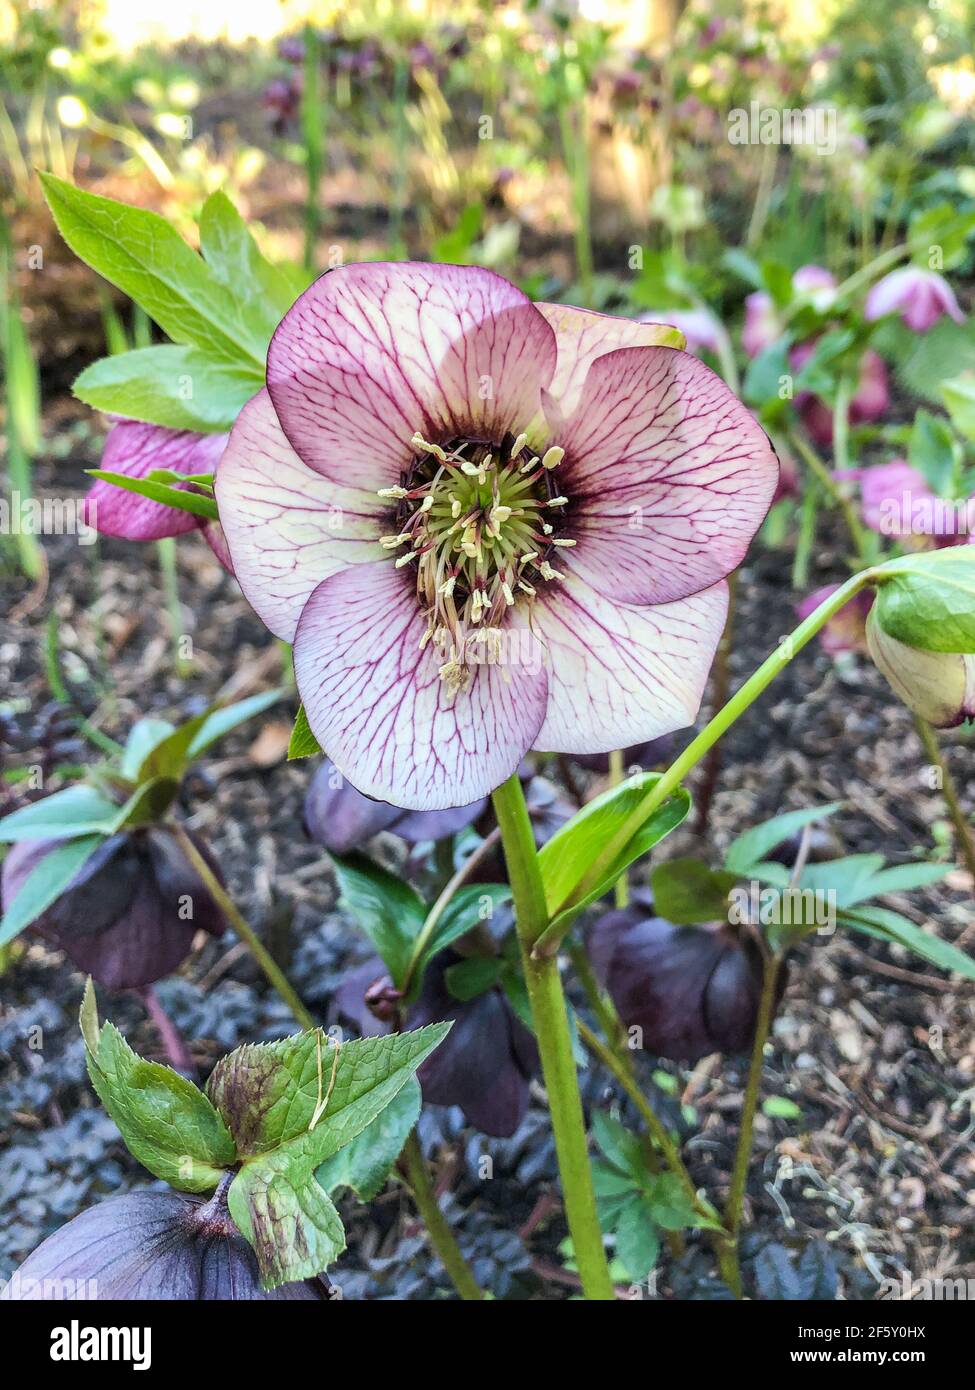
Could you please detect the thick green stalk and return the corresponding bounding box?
[492,775,615,1300]
[400,1133,484,1300]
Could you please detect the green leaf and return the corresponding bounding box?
[908,408,959,497]
[217,1026,448,1287]
[0,785,119,842]
[81,980,236,1192]
[414,883,512,988]
[857,862,952,896]
[73,345,262,433]
[724,803,842,876]
[614,1195,661,1282]
[799,853,886,908]
[330,853,426,986]
[119,718,177,782]
[872,548,975,653]
[39,173,267,369]
[538,772,692,930]
[86,469,219,522]
[206,1025,449,1163]
[315,1077,420,1201]
[942,372,975,442]
[198,191,296,332]
[0,833,106,944]
[228,1145,345,1288]
[644,1172,705,1231]
[444,956,503,1001]
[287,703,322,760]
[650,858,739,925]
[840,906,975,980]
[109,775,181,831]
[591,1110,644,1180]
[185,689,286,760]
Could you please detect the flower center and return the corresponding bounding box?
[377,431,573,693]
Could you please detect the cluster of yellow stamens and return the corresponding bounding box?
[377,430,574,693]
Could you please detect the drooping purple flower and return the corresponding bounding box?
[1,826,225,990]
[865,267,965,333]
[85,420,232,570]
[637,308,723,357]
[792,344,889,446]
[304,756,485,854]
[334,952,539,1136]
[796,583,873,656]
[586,897,771,1062]
[216,264,778,809]
[3,1189,326,1301]
[854,459,973,545]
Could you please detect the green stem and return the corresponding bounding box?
[172,825,316,1031]
[724,951,781,1272]
[788,429,870,560]
[912,714,975,885]
[301,24,324,274]
[536,571,879,952]
[401,827,501,995]
[607,750,629,908]
[400,1133,484,1300]
[158,538,190,678]
[491,775,615,1300]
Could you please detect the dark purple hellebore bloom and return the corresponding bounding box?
[1,826,226,990]
[3,1189,325,1301]
[586,898,771,1062]
[304,757,486,855]
[335,952,539,1137]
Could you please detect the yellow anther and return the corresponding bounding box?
[438,575,456,597]
[520,456,540,474]
[541,446,564,470]
[411,432,447,461]
[395,553,415,568]
[380,533,410,548]
[377,485,408,499]
[539,561,564,581]
[518,579,536,596]
[510,432,528,459]
[552,537,576,547]
[502,581,515,605]
[419,495,434,513]
[547,496,568,507]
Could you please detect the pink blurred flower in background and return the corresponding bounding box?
[741,265,836,359]
[796,583,873,656]
[791,343,890,447]
[865,267,965,333]
[638,307,723,358]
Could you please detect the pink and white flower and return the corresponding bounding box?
[85,420,233,569]
[865,267,965,334]
[741,265,837,359]
[216,263,778,809]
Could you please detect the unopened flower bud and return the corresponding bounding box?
[866,607,975,728]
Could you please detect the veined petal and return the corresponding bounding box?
[558,347,778,605]
[531,574,728,753]
[536,302,684,422]
[85,422,227,541]
[267,262,558,490]
[215,389,383,642]
[293,562,549,809]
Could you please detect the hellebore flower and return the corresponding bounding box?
[335,951,539,1136]
[866,608,975,728]
[865,267,965,334]
[216,263,778,809]
[741,265,836,359]
[3,1188,326,1300]
[792,344,889,447]
[303,755,485,854]
[796,583,873,656]
[638,308,723,358]
[85,420,233,570]
[855,459,973,545]
[586,896,771,1062]
[0,826,226,990]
